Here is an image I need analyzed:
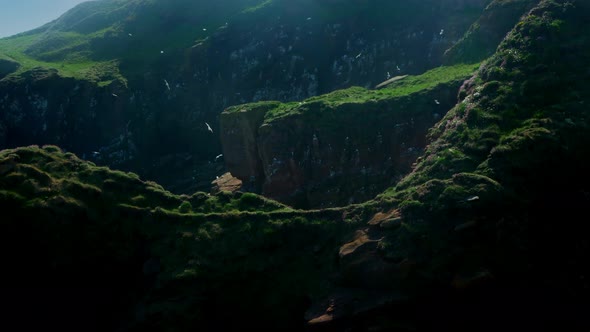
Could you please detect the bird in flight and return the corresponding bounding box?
[205,122,213,133]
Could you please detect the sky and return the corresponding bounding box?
[0,0,87,38]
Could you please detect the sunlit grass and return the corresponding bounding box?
[0,0,271,83]
[241,63,481,123]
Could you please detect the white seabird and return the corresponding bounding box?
[164,79,170,90]
[205,122,213,133]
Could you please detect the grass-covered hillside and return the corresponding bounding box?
[228,63,480,123]
[0,0,267,82]
[365,0,590,328]
[0,0,488,83]
[0,145,354,330]
[2,0,590,331]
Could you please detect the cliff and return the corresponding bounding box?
[0,0,492,193]
[221,64,480,208]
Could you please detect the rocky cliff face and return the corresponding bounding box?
[221,64,479,208]
[2,0,590,331]
[0,0,491,194]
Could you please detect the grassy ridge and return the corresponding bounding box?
[224,63,480,123]
[0,144,355,329]
[0,145,291,215]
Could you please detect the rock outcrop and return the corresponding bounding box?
[221,64,479,208]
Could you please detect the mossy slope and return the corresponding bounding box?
[361,0,590,329]
[0,145,353,331]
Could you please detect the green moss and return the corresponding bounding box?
[178,201,193,214]
[41,145,62,153]
[17,164,52,186]
[62,179,102,200]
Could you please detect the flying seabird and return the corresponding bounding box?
[164,79,170,90]
[112,93,118,97]
[434,99,440,105]
[205,122,213,133]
